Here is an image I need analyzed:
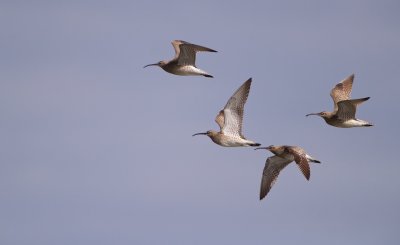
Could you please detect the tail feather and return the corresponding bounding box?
[203,74,213,78]
[249,143,261,147]
[306,154,321,163]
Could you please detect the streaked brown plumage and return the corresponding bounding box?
[193,78,260,147]
[306,74,373,128]
[144,40,217,77]
[255,145,321,200]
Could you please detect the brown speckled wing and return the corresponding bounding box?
[336,97,369,120]
[286,146,310,180]
[330,74,354,112]
[221,78,252,138]
[260,156,292,200]
[173,40,216,66]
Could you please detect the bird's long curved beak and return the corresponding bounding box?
[192,132,207,136]
[143,63,159,68]
[305,113,319,117]
[254,147,269,150]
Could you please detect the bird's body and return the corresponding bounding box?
[193,78,260,147]
[255,145,320,200]
[306,74,373,128]
[144,40,216,77]
[205,130,260,147]
[161,61,212,77]
[322,115,372,128]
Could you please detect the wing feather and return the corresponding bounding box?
[330,74,354,112]
[260,156,292,200]
[172,40,216,66]
[221,78,252,138]
[336,97,369,120]
[286,146,310,180]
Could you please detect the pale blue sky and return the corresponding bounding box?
[1,1,400,244]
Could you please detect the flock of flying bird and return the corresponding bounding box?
[144,40,373,200]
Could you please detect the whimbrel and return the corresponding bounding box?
[144,40,217,78]
[193,78,261,147]
[255,145,321,200]
[306,74,373,127]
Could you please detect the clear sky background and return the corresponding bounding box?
[1,0,399,244]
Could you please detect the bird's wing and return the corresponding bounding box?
[336,97,369,120]
[260,156,292,200]
[173,40,216,66]
[215,110,225,131]
[171,40,182,59]
[330,74,354,112]
[286,146,310,180]
[220,78,252,138]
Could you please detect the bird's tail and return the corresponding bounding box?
[307,155,321,163]
[309,159,321,163]
[358,119,373,127]
[249,143,261,147]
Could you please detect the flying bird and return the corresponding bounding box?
[193,78,261,147]
[306,74,373,127]
[144,40,217,78]
[255,145,320,200]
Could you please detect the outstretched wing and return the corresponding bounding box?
[260,156,292,200]
[336,97,370,120]
[220,78,252,138]
[330,74,354,112]
[286,146,310,180]
[172,40,217,66]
